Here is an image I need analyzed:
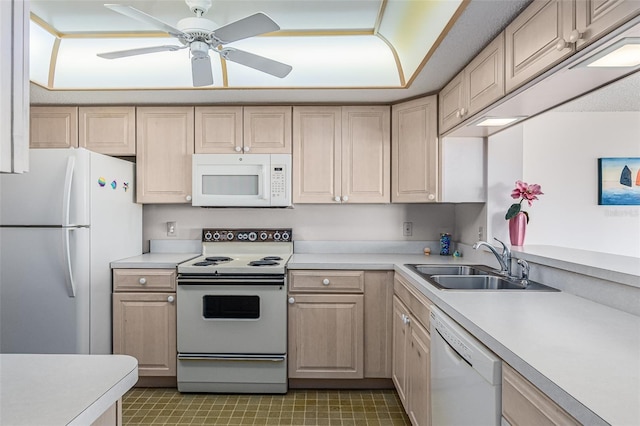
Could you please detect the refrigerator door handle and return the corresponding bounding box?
[63,227,77,298]
[62,156,75,226]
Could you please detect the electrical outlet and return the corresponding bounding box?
[167,221,177,237]
[403,222,413,236]
[478,226,484,240]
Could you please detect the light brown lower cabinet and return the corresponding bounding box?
[287,270,393,380]
[112,269,177,379]
[502,362,579,426]
[392,273,432,426]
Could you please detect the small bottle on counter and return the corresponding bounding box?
[440,233,451,256]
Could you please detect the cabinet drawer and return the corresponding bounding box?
[289,270,364,293]
[502,362,579,426]
[393,273,431,330]
[113,269,176,292]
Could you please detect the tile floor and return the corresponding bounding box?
[122,388,411,425]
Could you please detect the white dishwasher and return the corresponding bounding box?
[430,306,502,426]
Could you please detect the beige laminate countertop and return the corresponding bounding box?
[288,253,640,426]
[110,252,200,269]
[0,354,138,425]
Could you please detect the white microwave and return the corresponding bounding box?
[192,154,291,207]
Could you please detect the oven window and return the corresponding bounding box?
[202,175,259,196]
[203,295,260,319]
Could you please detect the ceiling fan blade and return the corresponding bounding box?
[220,48,292,78]
[212,13,280,44]
[97,45,186,59]
[104,4,188,38]
[192,55,214,87]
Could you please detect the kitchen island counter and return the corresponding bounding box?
[0,354,138,425]
[288,252,640,426]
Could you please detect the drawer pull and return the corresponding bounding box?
[322,278,330,286]
[167,295,175,303]
[139,277,147,285]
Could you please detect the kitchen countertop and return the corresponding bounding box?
[110,252,200,269]
[288,253,640,426]
[0,354,138,425]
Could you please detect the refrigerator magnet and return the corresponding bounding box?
[123,182,129,192]
[98,177,106,187]
[110,180,117,189]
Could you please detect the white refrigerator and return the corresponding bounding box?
[0,148,142,354]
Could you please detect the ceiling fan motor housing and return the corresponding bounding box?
[177,17,217,42]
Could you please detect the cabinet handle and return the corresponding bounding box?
[288,297,295,304]
[427,193,435,201]
[235,146,242,152]
[341,196,348,202]
[569,29,583,43]
[167,296,175,303]
[322,278,330,286]
[455,109,462,119]
[334,196,341,202]
[244,146,250,152]
[185,195,192,201]
[460,107,466,117]
[556,38,570,51]
[139,277,147,285]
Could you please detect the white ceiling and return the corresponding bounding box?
[30,0,533,104]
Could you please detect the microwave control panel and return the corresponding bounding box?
[271,164,287,201]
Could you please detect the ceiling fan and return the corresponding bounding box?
[96,0,293,87]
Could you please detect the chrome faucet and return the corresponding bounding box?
[473,238,512,276]
[516,258,530,287]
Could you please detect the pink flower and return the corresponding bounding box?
[510,180,544,206]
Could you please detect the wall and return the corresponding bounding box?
[522,111,640,257]
[143,203,457,249]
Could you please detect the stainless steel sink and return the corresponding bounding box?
[405,264,493,277]
[429,275,558,291]
[404,264,559,292]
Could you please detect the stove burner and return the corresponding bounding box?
[194,261,218,266]
[261,256,283,261]
[205,256,232,262]
[248,260,280,267]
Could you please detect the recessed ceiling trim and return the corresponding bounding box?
[48,38,61,87]
[221,57,229,87]
[403,0,471,88]
[30,13,62,38]
[376,33,406,87]
[373,0,389,34]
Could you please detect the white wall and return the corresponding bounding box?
[522,111,640,257]
[143,203,456,249]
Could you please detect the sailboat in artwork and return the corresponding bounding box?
[620,165,632,187]
[636,169,640,186]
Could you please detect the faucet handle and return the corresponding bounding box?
[493,237,508,252]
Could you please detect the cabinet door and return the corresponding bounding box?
[466,32,505,117]
[364,271,394,378]
[288,293,364,379]
[505,0,575,92]
[392,296,410,409]
[194,106,242,153]
[30,106,78,149]
[576,0,640,48]
[438,72,465,133]
[391,96,438,203]
[79,107,135,155]
[244,106,292,153]
[113,292,177,377]
[341,106,390,203]
[407,319,431,426]
[136,107,194,203]
[292,106,342,203]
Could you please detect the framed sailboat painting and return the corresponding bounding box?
[598,157,640,205]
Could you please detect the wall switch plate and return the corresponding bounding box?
[403,222,413,236]
[167,221,177,237]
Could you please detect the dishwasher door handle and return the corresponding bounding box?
[436,328,472,367]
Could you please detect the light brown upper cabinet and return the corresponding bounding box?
[195,106,291,154]
[505,0,576,92]
[293,106,390,204]
[79,106,136,155]
[30,106,78,149]
[136,107,194,204]
[576,0,640,48]
[439,33,505,133]
[391,96,438,203]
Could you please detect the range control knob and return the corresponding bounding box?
[212,232,220,240]
[248,232,257,241]
[273,232,281,240]
[260,232,268,241]
[226,232,234,240]
[204,231,213,241]
[281,231,290,241]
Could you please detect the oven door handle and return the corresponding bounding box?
[178,354,286,362]
[177,277,285,285]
